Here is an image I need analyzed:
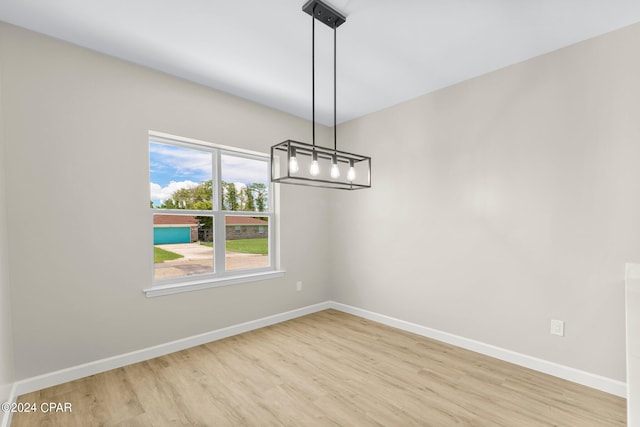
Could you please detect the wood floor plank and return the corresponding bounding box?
[11,309,626,426]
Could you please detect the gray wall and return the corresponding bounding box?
[0,45,15,401]
[0,22,332,380]
[329,22,640,382]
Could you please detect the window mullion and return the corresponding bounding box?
[269,212,275,269]
[213,150,226,274]
[213,147,221,211]
[214,211,226,274]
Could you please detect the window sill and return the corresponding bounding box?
[144,270,286,297]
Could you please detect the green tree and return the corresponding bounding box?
[226,182,239,211]
[221,180,228,210]
[162,180,213,209]
[193,180,212,204]
[162,198,177,209]
[244,186,255,211]
[252,183,267,212]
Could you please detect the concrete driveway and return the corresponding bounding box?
[154,242,268,279]
[155,243,212,260]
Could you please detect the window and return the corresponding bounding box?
[146,132,282,296]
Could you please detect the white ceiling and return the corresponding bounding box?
[2,0,640,125]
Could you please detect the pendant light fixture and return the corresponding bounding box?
[270,0,371,190]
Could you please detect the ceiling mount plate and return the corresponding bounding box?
[302,0,346,28]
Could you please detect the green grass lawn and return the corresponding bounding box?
[200,238,268,255]
[227,238,268,255]
[154,246,184,263]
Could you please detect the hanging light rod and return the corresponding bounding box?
[270,0,372,190]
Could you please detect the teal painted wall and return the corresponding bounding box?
[153,227,191,244]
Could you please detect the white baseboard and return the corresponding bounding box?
[1,383,16,427]
[327,301,627,398]
[5,297,625,422]
[0,383,11,404]
[11,301,331,398]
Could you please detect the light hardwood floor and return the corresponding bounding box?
[12,309,625,426]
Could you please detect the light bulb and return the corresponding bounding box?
[347,167,356,181]
[310,160,320,176]
[289,147,299,174]
[309,151,320,176]
[330,155,340,179]
[330,163,340,179]
[347,160,356,182]
[289,156,299,174]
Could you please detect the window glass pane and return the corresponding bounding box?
[153,214,214,279]
[149,142,213,210]
[221,154,269,212]
[149,135,275,286]
[225,216,269,271]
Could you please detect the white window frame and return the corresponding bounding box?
[145,131,283,297]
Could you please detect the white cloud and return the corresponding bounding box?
[150,180,199,204]
[221,155,268,184]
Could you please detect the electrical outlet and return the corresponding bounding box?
[550,319,564,336]
[296,281,302,291]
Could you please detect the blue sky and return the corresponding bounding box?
[149,141,268,206]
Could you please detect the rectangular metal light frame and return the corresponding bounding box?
[271,140,371,190]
